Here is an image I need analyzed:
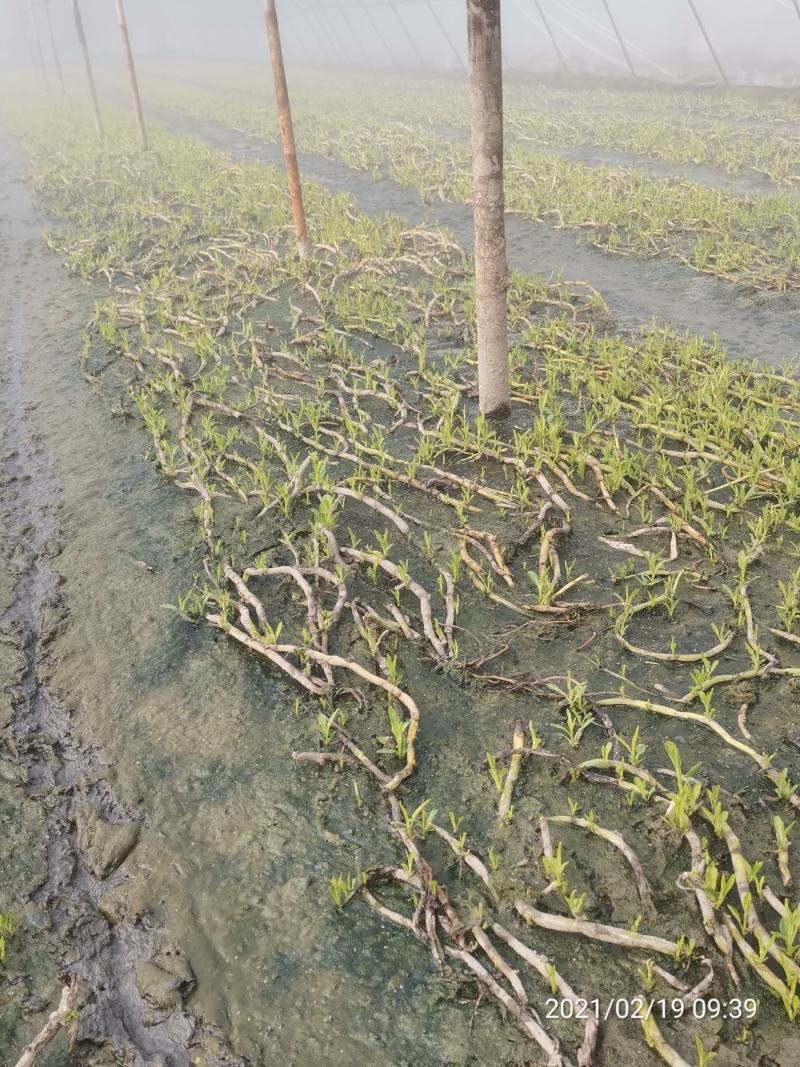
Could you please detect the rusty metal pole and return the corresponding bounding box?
[264,0,312,260]
[466,0,509,417]
[601,0,636,78]
[533,0,568,73]
[114,0,148,149]
[72,0,103,138]
[686,0,728,84]
[43,0,66,96]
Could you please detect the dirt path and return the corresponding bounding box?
[0,126,225,1066]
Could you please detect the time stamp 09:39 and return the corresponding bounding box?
[545,996,759,1021]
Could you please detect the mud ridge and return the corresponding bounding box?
[0,293,196,1067]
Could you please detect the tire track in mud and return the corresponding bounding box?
[156,108,800,367]
[0,126,237,1067]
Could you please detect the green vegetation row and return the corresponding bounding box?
[148,79,800,290]
[16,106,800,1064]
[150,72,800,185]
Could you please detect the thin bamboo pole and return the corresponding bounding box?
[466,0,510,417]
[43,0,66,96]
[686,0,728,84]
[533,0,567,73]
[114,0,148,149]
[264,0,312,260]
[71,0,103,138]
[601,0,635,78]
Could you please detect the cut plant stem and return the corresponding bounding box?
[515,901,681,955]
[498,720,524,819]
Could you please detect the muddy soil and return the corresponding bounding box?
[156,110,800,367]
[0,127,216,1066]
[0,127,546,1066]
[5,102,800,1066]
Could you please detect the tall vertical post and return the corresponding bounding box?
[533,0,568,73]
[686,0,728,84]
[601,0,635,78]
[115,0,148,149]
[43,0,66,96]
[466,0,509,418]
[72,0,103,138]
[264,0,312,260]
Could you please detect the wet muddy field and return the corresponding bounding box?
[4,70,800,1067]
[0,127,532,1067]
[152,108,800,367]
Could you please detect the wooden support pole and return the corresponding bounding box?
[114,0,148,149]
[264,0,312,260]
[43,0,66,96]
[71,0,103,138]
[686,0,728,84]
[428,0,466,72]
[601,0,636,78]
[466,0,510,417]
[533,0,567,73]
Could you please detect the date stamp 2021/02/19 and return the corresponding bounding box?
[545,996,759,1022]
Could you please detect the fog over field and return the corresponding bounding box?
[3,0,800,85]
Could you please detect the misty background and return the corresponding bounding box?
[3,0,800,86]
